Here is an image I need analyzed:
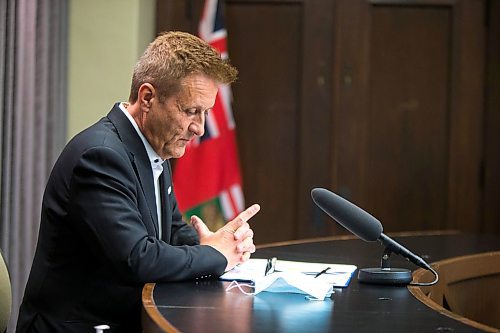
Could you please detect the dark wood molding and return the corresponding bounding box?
[409,251,500,332]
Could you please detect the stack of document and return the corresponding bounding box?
[220,258,357,288]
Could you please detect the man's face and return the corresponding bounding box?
[142,73,218,160]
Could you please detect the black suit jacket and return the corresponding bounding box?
[16,104,227,332]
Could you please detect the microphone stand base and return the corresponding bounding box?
[358,267,412,285]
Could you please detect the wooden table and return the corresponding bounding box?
[142,232,500,332]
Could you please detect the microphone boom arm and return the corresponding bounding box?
[378,233,431,270]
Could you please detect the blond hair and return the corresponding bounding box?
[129,31,238,103]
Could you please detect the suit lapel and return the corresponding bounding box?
[107,104,160,237]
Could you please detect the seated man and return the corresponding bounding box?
[17,31,259,333]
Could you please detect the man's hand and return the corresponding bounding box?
[191,204,260,271]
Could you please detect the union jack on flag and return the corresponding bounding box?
[172,0,245,229]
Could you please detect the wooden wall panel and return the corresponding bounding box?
[483,0,500,235]
[366,7,450,230]
[331,0,372,219]
[446,0,485,232]
[295,1,335,238]
[226,0,335,242]
[333,0,486,235]
[156,1,202,34]
[226,3,302,243]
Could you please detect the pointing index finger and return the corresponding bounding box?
[228,204,260,229]
[238,204,260,224]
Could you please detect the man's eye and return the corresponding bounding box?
[184,108,209,116]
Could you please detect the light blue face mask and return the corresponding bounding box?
[225,271,334,300]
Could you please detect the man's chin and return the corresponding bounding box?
[171,148,187,159]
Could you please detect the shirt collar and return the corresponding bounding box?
[119,102,164,169]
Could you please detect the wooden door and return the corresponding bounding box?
[332,0,486,234]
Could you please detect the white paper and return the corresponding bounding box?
[220,258,357,288]
[219,258,268,282]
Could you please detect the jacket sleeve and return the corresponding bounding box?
[68,145,227,283]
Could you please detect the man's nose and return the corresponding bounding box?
[189,114,205,137]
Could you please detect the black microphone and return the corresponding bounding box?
[311,188,434,284]
[310,188,383,242]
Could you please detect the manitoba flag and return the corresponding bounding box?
[172,0,245,230]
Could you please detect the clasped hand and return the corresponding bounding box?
[191,204,260,271]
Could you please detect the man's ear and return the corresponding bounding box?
[138,83,155,110]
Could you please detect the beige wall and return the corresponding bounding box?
[68,0,156,139]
